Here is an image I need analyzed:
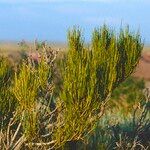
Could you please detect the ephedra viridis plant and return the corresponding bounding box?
[55,25,143,149]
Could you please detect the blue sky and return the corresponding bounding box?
[0,0,150,43]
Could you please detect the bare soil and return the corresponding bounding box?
[133,51,150,81]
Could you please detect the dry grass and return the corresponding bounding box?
[0,42,66,53]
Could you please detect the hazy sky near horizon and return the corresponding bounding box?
[0,0,150,43]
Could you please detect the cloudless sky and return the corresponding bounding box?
[0,0,150,43]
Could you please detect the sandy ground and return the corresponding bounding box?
[134,51,150,80]
[133,50,150,89]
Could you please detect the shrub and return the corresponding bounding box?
[0,42,57,149]
[55,25,143,149]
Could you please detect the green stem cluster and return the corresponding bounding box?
[57,25,143,147]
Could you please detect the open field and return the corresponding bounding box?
[0,41,67,55]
